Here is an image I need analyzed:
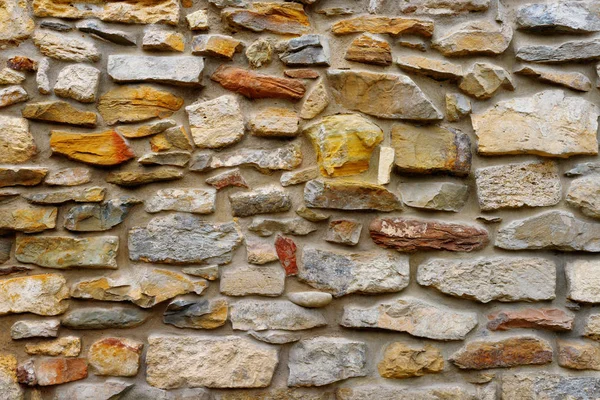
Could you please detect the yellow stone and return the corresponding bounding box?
[332,15,433,37]
[26,336,81,357]
[22,101,97,128]
[378,342,444,379]
[150,126,193,152]
[50,130,135,166]
[88,337,143,377]
[0,0,34,47]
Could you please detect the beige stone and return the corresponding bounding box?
[300,78,329,119]
[220,264,285,297]
[459,62,514,99]
[433,21,512,56]
[0,116,36,164]
[0,0,34,47]
[33,31,101,62]
[0,204,57,233]
[186,95,245,149]
[25,336,81,357]
[515,65,592,92]
[567,176,600,219]
[88,337,143,376]
[378,342,444,379]
[566,260,600,303]
[0,274,70,316]
[0,354,22,399]
[396,56,463,80]
[249,108,299,138]
[0,85,28,108]
[557,340,600,370]
[186,9,209,31]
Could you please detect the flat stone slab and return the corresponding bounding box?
[108,55,204,86]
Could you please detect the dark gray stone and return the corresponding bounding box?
[64,196,141,232]
[76,20,137,45]
[61,307,149,329]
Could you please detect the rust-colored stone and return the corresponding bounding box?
[332,15,434,37]
[50,130,135,166]
[557,340,600,370]
[275,235,297,276]
[487,308,574,332]
[284,69,320,79]
[33,358,88,386]
[7,56,37,72]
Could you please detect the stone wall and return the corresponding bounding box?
[0,0,599,398]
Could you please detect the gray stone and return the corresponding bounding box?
[288,292,332,308]
[138,151,191,167]
[517,2,600,33]
[0,237,11,264]
[11,320,60,340]
[459,62,514,100]
[54,64,101,103]
[220,264,285,297]
[432,21,512,56]
[145,188,216,214]
[107,55,204,86]
[566,260,600,303]
[186,95,245,149]
[401,182,469,212]
[304,179,402,212]
[231,300,326,331]
[446,92,471,122]
[515,65,592,92]
[121,386,214,400]
[517,39,600,63]
[341,297,478,340]
[565,162,600,177]
[189,153,212,172]
[61,307,149,330]
[76,20,136,45]
[64,197,141,232]
[567,176,600,218]
[182,265,219,281]
[229,185,291,217]
[248,331,303,345]
[163,298,228,329]
[288,338,367,387]
[279,35,329,66]
[502,373,600,399]
[128,213,243,265]
[417,257,557,303]
[33,30,101,62]
[40,21,72,32]
[23,186,105,204]
[52,380,134,400]
[299,247,409,297]
[142,29,185,52]
[248,217,317,237]
[210,143,303,172]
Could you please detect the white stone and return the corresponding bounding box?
[145,188,216,214]
[54,64,101,103]
[566,260,600,303]
[185,95,245,148]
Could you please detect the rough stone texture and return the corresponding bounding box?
[432,21,512,56]
[0,274,69,316]
[288,292,332,308]
[249,107,299,138]
[517,2,600,33]
[44,168,91,187]
[186,95,245,149]
[502,373,600,400]
[143,29,185,52]
[515,65,592,92]
[0,355,23,399]
[300,79,329,119]
[517,38,600,63]
[88,337,143,377]
[62,307,149,330]
[210,143,302,172]
[76,20,136,45]
[163,298,228,329]
[0,167,47,188]
[345,34,392,66]
[331,16,433,36]
[32,30,100,63]
[192,34,241,60]
[205,169,249,190]
[222,3,309,35]
[304,179,402,212]
[230,300,326,331]
[50,130,134,166]
[54,64,101,103]
[567,176,600,219]
[0,85,28,109]
[11,319,60,340]
[22,101,97,127]
[26,336,81,357]
[565,260,600,303]
[248,217,317,237]
[108,55,204,86]
[378,342,444,379]
[106,168,184,187]
[446,93,471,121]
[396,56,463,80]
[220,264,285,297]
[0,0,34,47]
[0,204,57,233]
[487,308,574,331]
[584,314,600,341]
[401,182,469,212]
[459,62,514,99]
[325,219,362,246]
[145,188,216,214]
[23,187,105,205]
[229,185,291,217]
[557,340,600,370]
[337,385,481,400]
[52,381,134,400]
[0,116,36,164]
[212,66,305,101]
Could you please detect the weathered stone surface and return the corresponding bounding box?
[230,300,326,331]
[26,336,81,357]
[325,219,362,246]
[77,20,135,46]
[211,143,302,172]
[221,389,330,400]
[212,65,305,100]
[183,265,219,281]
[433,21,512,56]
[0,0,34,47]
[33,31,100,62]
[515,65,592,92]
[16,236,118,269]
[192,34,242,59]
[22,101,97,127]
[0,274,69,316]
[145,188,215,214]
[246,38,272,68]
[108,55,204,86]
[337,384,481,400]
[0,204,57,233]
[378,342,443,379]
[0,68,25,85]
[496,211,600,252]
[62,307,149,330]
[399,0,489,15]
[401,182,469,212]
[566,260,600,303]
[52,381,134,400]
[88,337,142,377]
[143,29,185,52]
[567,176,600,219]
[396,56,463,81]
[332,15,433,36]
[138,151,190,167]
[391,124,471,176]
[249,330,302,345]
[23,187,105,204]
[304,114,383,177]
[246,238,278,265]
[584,314,600,340]
[117,119,177,139]
[0,355,22,399]
[300,78,329,119]
[446,93,471,122]
[327,70,441,120]
[64,196,139,232]
[296,206,329,222]
[370,217,489,252]
[249,217,317,237]
[98,85,183,125]
[20,358,88,386]
[418,257,556,302]
[281,167,318,187]
[11,320,60,340]
[36,58,51,94]
[45,168,91,187]
[0,85,28,108]
[186,9,209,30]
[488,308,574,331]
[54,64,100,104]
[221,264,285,297]
[186,95,244,149]
[475,161,561,211]
[229,185,291,217]
[472,90,599,157]
[222,3,310,35]
[288,292,332,308]
[149,126,193,152]
[502,373,600,400]
[7,56,37,72]
[0,167,47,188]
[299,247,409,297]
[451,336,553,369]
[459,62,514,99]
[0,238,11,265]
[517,2,600,33]
[279,35,329,66]
[249,107,299,138]
[275,235,297,276]
[50,130,134,166]
[164,298,228,329]
[129,213,242,265]
[304,179,402,212]
[106,168,184,187]
[146,335,278,389]
[557,340,600,370]
[345,34,391,66]
[517,38,600,63]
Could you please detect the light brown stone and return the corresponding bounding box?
[0,116,36,164]
[459,62,514,99]
[22,101,97,127]
[300,78,329,119]
[396,55,463,80]
[222,3,310,35]
[192,34,242,59]
[487,308,574,331]
[150,126,193,152]
[557,340,600,370]
[433,21,512,56]
[249,107,299,138]
[378,342,444,379]
[0,86,28,108]
[33,30,100,62]
[0,204,57,233]
[0,0,33,47]
[88,337,143,376]
[345,34,392,66]
[515,65,592,92]
[332,15,434,36]
[0,168,47,188]
[25,336,81,357]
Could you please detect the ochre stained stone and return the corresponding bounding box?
[275,235,298,276]
[332,15,434,37]
[487,308,574,332]
[345,34,392,66]
[0,116,36,164]
[30,358,88,386]
[0,0,34,47]
[88,337,143,377]
[0,204,57,233]
[0,274,70,316]
[0,167,47,188]
[557,340,600,370]
[304,179,402,212]
[222,2,310,35]
[22,101,97,127]
[192,34,243,59]
[50,130,135,166]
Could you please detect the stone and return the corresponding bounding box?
[475,161,561,210]
[515,65,592,92]
[517,38,600,63]
[106,168,184,187]
[496,210,600,252]
[566,260,600,303]
[7,56,37,72]
[459,62,514,99]
[288,338,367,387]
[117,119,177,139]
[0,0,34,47]
[246,38,272,68]
[183,265,219,281]
[285,69,320,79]
[150,126,193,152]
[11,320,60,340]
[142,29,185,52]
[64,197,141,232]
[316,7,354,16]
[451,336,553,369]
[248,331,302,345]
[61,307,149,330]
[304,179,402,212]
[222,3,310,35]
[221,389,329,400]
[337,384,481,400]
[188,153,213,172]
[567,176,600,219]
[502,373,600,399]
[517,2,600,33]
[36,58,51,94]
[432,21,512,56]
[52,381,134,400]
[300,79,329,120]
[249,107,299,138]
[345,34,391,66]
[186,9,209,30]
[20,358,88,386]
[472,90,599,157]
[211,65,305,101]
[246,238,278,265]
[0,167,47,188]
[370,217,489,252]
[33,31,100,62]
[22,101,97,127]
[446,93,471,121]
[220,264,285,297]
[281,167,319,187]
[45,168,91,187]
[288,292,332,308]
[279,35,329,67]
[211,143,303,172]
[54,64,101,103]
[296,206,329,222]
[0,266,30,276]
[275,235,297,275]
[88,338,143,376]
[401,182,469,212]
[192,34,242,60]
[205,169,248,190]
[396,56,463,80]
[0,274,69,316]
[129,213,243,265]
[146,335,278,389]
[417,257,556,302]
[0,355,21,399]
[0,85,28,108]
[76,20,136,46]
[145,188,216,214]
[138,151,191,167]
[249,217,317,237]
[229,185,291,217]
[585,314,600,340]
[230,300,326,331]
[332,15,433,36]
[186,95,245,149]
[0,68,25,84]
[0,116,36,164]
[50,130,134,166]
[378,342,443,379]
[304,114,383,177]
[0,204,57,233]
[325,219,362,246]
[98,85,184,125]
[26,336,81,357]
[399,0,490,15]
[163,298,228,329]
[327,69,441,120]
[300,247,409,297]
[488,308,574,331]
[108,55,204,86]
[23,187,104,205]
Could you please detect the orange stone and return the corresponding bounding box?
[50,130,135,166]
[332,15,434,37]
[487,308,574,332]
[35,358,88,386]
[275,235,297,276]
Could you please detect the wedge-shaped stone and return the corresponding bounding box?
[567,176,600,219]
[300,78,329,119]
[378,342,443,379]
[116,119,176,139]
[488,308,574,332]
[304,179,402,212]
[149,126,193,152]
[23,187,105,204]
[222,2,310,35]
[337,385,481,400]
[16,236,118,269]
[0,167,47,188]
[76,20,136,45]
[129,213,243,265]
[517,38,600,63]
[145,188,216,214]
[0,116,36,164]
[220,264,285,297]
[279,35,329,67]
[106,168,183,187]
[345,34,391,66]
[418,257,556,303]
[146,335,278,389]
[304,114,383,177]
[108,55,203,86]
[515,65,591,92]
[62,307,148,330]
[64,197,141,232]
[142,29,185,52]
[400,182,469,212]
[0,204,57,233]
[50,130,135,166]
[205,168,248,190]
[0,274,69,316]
[210,143,302,172]
[22,101,97,127]
[138,151,190,167]
[496,211,600,252]
[332,15,433,36]
[341,297,477,340]
[475,161,561,211]
[281,167,318,187]
[327,69,442,120]
[192,34,242,59]
[186,95,245,149]
[248,217,317,237]
[566,260,600,303]
[517,2,600,33]
[0,68,25,84]
[229,185,291,217]
[163,298,228,329]
[502,373,600,399]
[396,56,462,80]
[472,90,599,157]
[459,62,514,100]
[432,21,512,56]
[299,247,409,297]
[33,30,100,62]
[0,0,34,47]
[230,300,326,331]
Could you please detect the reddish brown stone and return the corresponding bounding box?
[369,217,489,252]
[451,336,553,370]
[487,308,574,332]
[284,69,320,79]
[275,235,297,276]
[211,65,305,101]
[0,266,32,276]
[557,340,600,370]
[7,56,37,72]
[19,358,88,386]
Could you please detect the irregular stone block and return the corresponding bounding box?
[0,0,34,47]
[220,264,285,297]
[222,2,310,35]
[246,238,278,265]
[300,78,329,119]
[502,373,600,400]
[0,274,69,316]
[210,143,302,172]
[0,116,36,164]
[400,182,469,212]
[62,307,149,330]
[33,30,100,62]
[192,34,242,59]
[432,21,512,56]
[337,384,480,400]
[145,188,216,214]
[142,29,185,52]
[0,167,47,188]
[304,179,402,212]
[88,337,143,377]
[557,340,600,370]
[246,38,272,68]
[186,9,209,30]
[378,342,443,379]
[345,34,392,66]
[487,308,574,332]
[446,92,471,121]
[108,55,204,86]
[0,204,57,233]
[325,219,362,246]
[459,62,514,99]
[567,176,600,219]
[45,168,91,187]
[517,38,600,63]
[163,298,228,329]
[149,126,193,152]
[229,185,291,217]
[205,169,249,190]
[230,300,326,331]
[211,65,305,100]
[399,0,489,15]
[396,55,463,80]
[186,95,245,149]
[515,65,592,92]
[0,85,28,109]
[138,151,191,167]
[116,119,177,139]
[26,336,81,357]
[249,107,299,138]
[22,101,97,127]
[279,35,329,66]
[332,15,433,36]
[23,187,105,204]
[76,20,136,46]
[11,320,60,340]
[248,217,317,237]
[566,260,600,303]
[53,381,134,400]
[20,358,88,386]
[50,130,134,166]
[517,2,600,33]
[106,168,184,187]
[584,314,600,340]
[54,64,101,103]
